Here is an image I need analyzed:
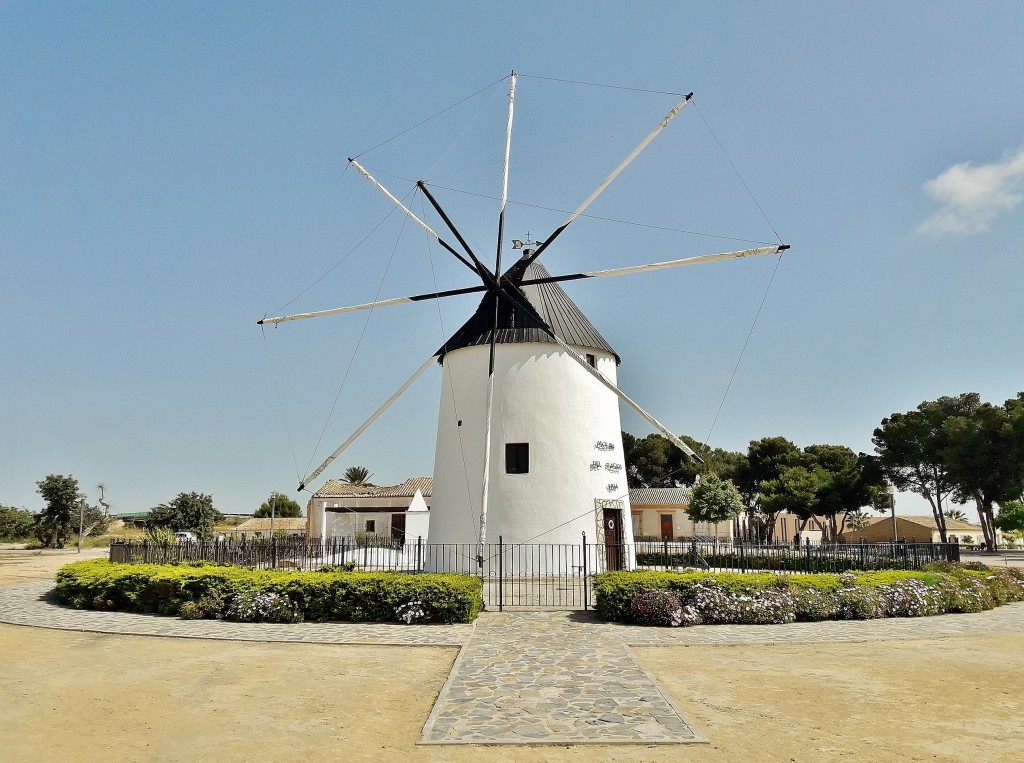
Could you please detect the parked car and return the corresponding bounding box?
[174,531,197,543]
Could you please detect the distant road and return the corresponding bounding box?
[960,550,1024,568]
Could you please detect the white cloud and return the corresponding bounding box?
[916,146,1024,236]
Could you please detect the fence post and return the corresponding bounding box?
[416,536,422,572]
[498,535,504,613]
[663,537,669,569]
[582,532,589,611]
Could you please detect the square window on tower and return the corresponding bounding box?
[505,443,529,474]
[586,353,596,368]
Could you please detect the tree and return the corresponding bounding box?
[685,473,743,525]
[943,394,1024,550]
[872,394,981,543]
[846,510,872,531]
[149,492,221,539]
[621,430,745,490]
[995,501,1024,534]
[255,492,302,518]
[759,466,826,539]
[35,474,88,548]
[734,437,805,541]
[341,466,375,487]
[943,508,969,523]
[0,506,36,541]
[622,432,679,488]
[803,445,886,540]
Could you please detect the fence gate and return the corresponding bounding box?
[477,539,593,611]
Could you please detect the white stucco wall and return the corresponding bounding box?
[429,341,634,571]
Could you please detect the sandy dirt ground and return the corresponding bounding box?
[2,550,1022,762]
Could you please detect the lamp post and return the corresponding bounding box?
[890,491,897,542]
[77,500,85,553]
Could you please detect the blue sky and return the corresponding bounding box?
[3,2,1022,521]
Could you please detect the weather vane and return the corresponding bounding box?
[511,232,545,250]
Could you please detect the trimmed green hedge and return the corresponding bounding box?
[594,564,1024,626]
[636,551,900,573]
[54,559,483,624]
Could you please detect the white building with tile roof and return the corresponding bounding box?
[306,477,431,543]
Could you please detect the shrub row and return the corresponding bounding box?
[635,550,952,573]
[594,563,1024,627]
[54,559,483,624]
[636,551,890,573]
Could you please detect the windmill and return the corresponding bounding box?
[259,72,788,571]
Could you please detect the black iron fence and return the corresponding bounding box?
[109,536,960,610]
[634,538,960,574]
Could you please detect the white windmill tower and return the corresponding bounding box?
[259,72,788,572]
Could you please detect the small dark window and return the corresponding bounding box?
[586,353,596,368]
[505,443,529,474]
[365,520,376,533]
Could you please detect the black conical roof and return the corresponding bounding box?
[435,255,620,364]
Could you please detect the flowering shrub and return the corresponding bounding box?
[178,593,225,620]
[877,578,945,618]
[734,587,797,624]
[594,564,1024,627]
[833,585,885,619]
[629,589,690,627]
[225,590,301,623]
[395,599,429,625]
[54,560,483,624]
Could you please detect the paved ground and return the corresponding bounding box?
[3,577,1024,748]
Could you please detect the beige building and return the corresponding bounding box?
[232,517,308,538]
[628,487,731,541]
[837,515,987,545]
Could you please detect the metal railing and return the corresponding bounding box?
[109,535,961,610]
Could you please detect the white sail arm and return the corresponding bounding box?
[261,296,415,326]
[544,330,701,462]
[585,245,786,278]
[299,354,437,490]
[479,71,517,550]
[348,158,445,244]
[523,92,693,265]
[562,94,692,230]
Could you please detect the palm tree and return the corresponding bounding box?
[341,466,375,486]
[943,508,969,523]
[846,509,872,531]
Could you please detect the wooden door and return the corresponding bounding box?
[390,513,406,544]
[603,508,623,571]
[660,514,673,541]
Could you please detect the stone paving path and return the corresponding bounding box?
[0,582,471,646]
[3,582,1023,745]
[420,612,704,744]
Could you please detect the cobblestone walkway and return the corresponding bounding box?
[3,582,1023,745]
[420,612,704,744]
[0,582,471,645]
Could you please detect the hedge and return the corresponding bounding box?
[635,551,900,573]
[594,563,1024,626]
[54,559,484,624]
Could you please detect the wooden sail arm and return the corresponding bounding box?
[521,92,693,268]
[298,354,437,491]
[416,181,497,289]
[347,158,481,278]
